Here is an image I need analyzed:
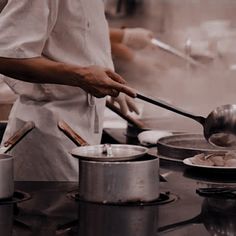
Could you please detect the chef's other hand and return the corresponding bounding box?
[108,93,140,115]
[122,28,153,50]
[78,65,136,98]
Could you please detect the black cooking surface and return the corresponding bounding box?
[7,168,236,235]
[1,128,235,235]
[10,172,236,236]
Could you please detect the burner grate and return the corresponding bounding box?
[67,190,178,206]
[0,190,31,205]
[144,192,178,206]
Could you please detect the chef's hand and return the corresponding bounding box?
[78,65,136,98]
[122,28,153,50]
[108,93,140,115]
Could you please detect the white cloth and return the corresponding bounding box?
[0,0,114,181]
[138,130,172,146]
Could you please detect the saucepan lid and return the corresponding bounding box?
[71,144,149,162]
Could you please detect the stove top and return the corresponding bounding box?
[9,172,236,236]
[6,164,235,236]
[3,128,236,235]
[67,189,178,206]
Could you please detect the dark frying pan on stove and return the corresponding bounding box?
[105,100,150,144]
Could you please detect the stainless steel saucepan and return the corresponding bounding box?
[137,93,236,148]
[0,121,35,199]
[58,120,160,204]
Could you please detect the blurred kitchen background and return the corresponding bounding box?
[104,0,236,132]
[2,0,236,132]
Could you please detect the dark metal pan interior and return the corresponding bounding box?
[157,133,236,161]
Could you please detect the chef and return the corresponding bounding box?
[0,0,152,181]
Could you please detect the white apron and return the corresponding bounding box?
[0,0,114,181]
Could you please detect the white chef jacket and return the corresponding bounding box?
[0,0,114,181]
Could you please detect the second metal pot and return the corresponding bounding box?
[0,154,13,199]
[78,155,160,204]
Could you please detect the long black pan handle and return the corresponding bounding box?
[106,100,146,129]
[136,93,205,125]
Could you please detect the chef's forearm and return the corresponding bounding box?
[0,56,84,87]
[0,56,136,98]
[109,28,124,44]
[111,43,134,61]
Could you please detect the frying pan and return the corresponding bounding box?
[58,120,148,162]
[106,100,146,130]
[137,93,236,148]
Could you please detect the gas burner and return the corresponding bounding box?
[141,192,178,206]
[0,190,31,205]
[196,187,236,199]
[67,190,178,206]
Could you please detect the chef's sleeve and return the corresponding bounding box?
[0,0,57,58]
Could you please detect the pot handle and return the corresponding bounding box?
[58,120,88,146]
[3,121,35,151]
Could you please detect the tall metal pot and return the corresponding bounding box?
[78,155,159,204]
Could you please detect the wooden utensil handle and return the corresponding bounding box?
[3,121,35,147]
[106,100,145,129]
[58,120,88,146]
